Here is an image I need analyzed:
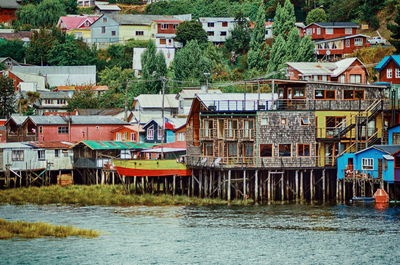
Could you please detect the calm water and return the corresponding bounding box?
[0,204,399,265]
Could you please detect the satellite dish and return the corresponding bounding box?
[326,50,331,55]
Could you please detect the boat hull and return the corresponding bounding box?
[113,159,192,177]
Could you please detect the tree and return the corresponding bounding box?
[0,75,16,119]
[225,12,251,54]
[141,41,167,94]
[266,35,287,78]
[284,28,301,61]
[247,1,268,71]
[0,40,26,62]
[176,20,208,46]
[98,66,134,93]
[173,40,211,82]
[26,29,63,65]
[388,5,400,53]
[16,0,66,28]
[272,0,296,40]
[305,8,328,25]
[68,90,98,110]
[295,35,316,62]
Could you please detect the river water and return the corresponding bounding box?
[0,204,399,265]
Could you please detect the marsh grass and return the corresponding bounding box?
[0,219,99,240]
[0,185,253,206]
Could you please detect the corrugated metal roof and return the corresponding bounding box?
[12,65,96,75]
[0,143,31,149]
[355,145,400,155]
[199,17,237,23]
[178,89,222,99]
[109,14,180,25]
[135,94,179,109]
[27,115,128,125]
[0,0,20,9]
[77,140,152,150]
[315,34,368,43]
[313,22,359,28]
[9,115,28,126]
[27,141,74,149]
[95,4,121,11]
[287,58,363,77]
[38,91,71,99]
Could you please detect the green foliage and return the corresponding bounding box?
[387,5,400,53]
[247,1,268,71]
[68,90,98,110]
[16,0,67,28]
[98,66,135,93]
[267,35,287,78]
[141,41,168,94]
[272,0,296,40]
[103,44,133,69]
[295,36,316,62]
[173,40,211,82]
[225,12,251,54]
[305,8,328,25]
[176,20,208,46]
[26,29,63,65]
[48,35,97,66]
[0,75,15,119]
[0,40,26,62]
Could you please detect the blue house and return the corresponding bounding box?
[90,14,119,44]
[337,145,400,183]
[388,124,400,145]
[142,119,175,144]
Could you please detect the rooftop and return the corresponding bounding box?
[27,141,74,149]
[375,55,400,71]
[75,140,152,150]
[26,115,128,126]
[309,22,359,28]
[108,14,179,25]
[0,0,21,9]
[134,94,179,109]
[58,15,100,30]
[95,4,121,11]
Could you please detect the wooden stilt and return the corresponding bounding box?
[217,170,222,198]
[209,170,213,197]
[353,179,356,198]
[267,172,271,201]
[300,171,304,201]
[191,171,195,196]
[173,175,176,196]
[281,174,284,201]
[227,170,231,202]
[96,170,99,185]
[199,170,203,197]
[322,169,326,203]
[222,171,226,199]
[179,176,183,195]
[243,170,247,200]
[343,180,346,202]
[204,170,208,197]
[295,170,299,201]
[254,170,258,203]
[310,170,314,201]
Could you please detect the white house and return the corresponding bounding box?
[199,17,238,43]
[132,47,175,76]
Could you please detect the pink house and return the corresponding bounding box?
[7,116,128,143]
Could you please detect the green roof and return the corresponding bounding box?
[79,141,154,150]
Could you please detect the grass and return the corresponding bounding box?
[0,185,253,207]
[0,219,99,240]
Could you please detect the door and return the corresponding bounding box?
[378,159,383,179]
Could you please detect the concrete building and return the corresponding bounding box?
[199,17,237,43]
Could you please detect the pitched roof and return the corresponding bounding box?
[8,115,28,126]
[0,31,32,41]
[134,94,179,109]
[355,145,400,155]
[374,55,400,71]
[315,34,368,43]
[0,57,20,65]
[75,108,124,116]
[38,91,71,99]
[95,4,121,11]
[0,143,31,149]
[55,85,109,91]
[152,141,186,149]
[177,89,222,99]
[287,57,366,77]
[108,14,178,25]
[75,140,147,150]
[58,15,100,30]
[112,125,144,133]
[26,115,128,126]
[199,17,237,23]
[27,141,74,149]
[0,0,21,9]
[311,22,359,28]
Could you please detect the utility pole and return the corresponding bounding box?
[161,77,167,159]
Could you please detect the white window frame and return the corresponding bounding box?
[161,24,168,30]
[157,126,163,140]
[317,28,321,35]
[326,28,333,34]
[395,68,400,78]
[345,39,350,47]
[354,38,363,46]
[345,28,352,34]
[147,125,154,140]
[130,133,135,142]
[116,132,121,141]
[387,68,393,79]
[362,158,374,170]
[339,75,346,83]
[38,150,45,161]
[12,150,24,161]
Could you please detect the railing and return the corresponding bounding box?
[202,99,388,112]
[223,129,255,140]
[199,128,216,140]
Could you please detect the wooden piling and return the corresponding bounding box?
[243,170,247,199]
[254,170,259,203]
[173,175,176,196]
[227,170,231,202]
[322,169,326,203]
[310,170,314,201]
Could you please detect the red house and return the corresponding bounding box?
[305,22,359,40]
[112,125,144,142]
[0,0,20,24]
[374,55,400,84]
[152,18,184,48]
[0,119,6,143]
[6,115,128,143]
[287,57,368,83]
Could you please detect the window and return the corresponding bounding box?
[207,31,214,36]
[301,117,311,126]
[222,22,228,27]
[39,126,42,134]
[260,144,273,157]
[227,143,237,157]
[349,74,361,83]
[317,28,321,35]
[396,68,400,78]
[261,117,268,126]
[116,132,121,141]
[204,142,213,156]
[57,99,65,104]
[159,38,166,45]
[123,132,128,140]
[130,133,135,142]
[297,144,310,157]
[177,132,185,141]
[101,26,105,34]
[103,17,107,23]
[136,31,144,36]
[326,28,333,34]
[293,87,305,98]
[345,39,350,47]
[203,119,213,137]
[280,118,287,126]
[313,75,319,81]
[207,22,214,27]
[315,90,335,99]
[306,28,312,35]
[111,31,116,36]
[55,149,59,157]
[345,28,352,34]
[61,150,68,157]
[243,143,253,158]
[354,38,363,46]
[12,150,24,161]
[362,158,374,170]
[344,90,364,100]
[157,126,163,140]
[161,24,168,29]
[393,133,400,144]
[44,99,52,104]
[339,75,345,83]
[387,69,392,79]
[278,144,291,157]
[227,120,238,138]
[58,126,69,134]
[321,75,328,81]
[220,31,227,36]
[147,125,154,140]
[38,150,45,161]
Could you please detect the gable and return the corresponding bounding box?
[375,55,400,71]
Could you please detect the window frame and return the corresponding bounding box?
[343,89,364,100]
[387,68,392,79]
[362,158,374,170]
[325,28,333,34]
[396,68,400,78]
[278,144,292,157]
[314,89,336,100]
[38,149,45,161]
[58,126,69,134]
[135,31,144,36]
[297,144,311,157]
[222,21,228,27]
[354,38,363,46]
[11,150,24,161]
[260,144,273,157]
[147,125,154,140]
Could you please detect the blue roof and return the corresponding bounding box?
[375,55,400,71]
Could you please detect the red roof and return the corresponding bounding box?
[54,85,109,92]
[0,120,6,127]
[111,125,144,133]
[152,141,187,149]
[44,111,77,116]
[28,141,74,149]
[58,15,100,30]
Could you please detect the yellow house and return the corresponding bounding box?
[57,15,100,41]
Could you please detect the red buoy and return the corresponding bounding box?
[373,189,389,203]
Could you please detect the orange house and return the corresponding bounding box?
[112,125,144,142]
